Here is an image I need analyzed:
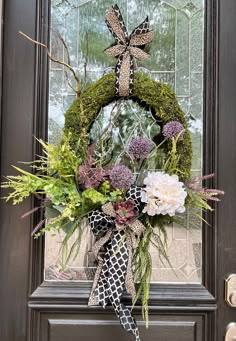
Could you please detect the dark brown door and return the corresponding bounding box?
[1,1,236,340]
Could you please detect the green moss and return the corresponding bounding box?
[64,71,192,181]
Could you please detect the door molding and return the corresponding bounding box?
[30,0,219,301]
[27,2,220,341]
[0,0,4,155]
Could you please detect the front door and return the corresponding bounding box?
[1,1,236,340]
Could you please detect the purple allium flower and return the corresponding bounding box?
[128,137,152,160]
[162,121,184,139]
[109,165,134,190]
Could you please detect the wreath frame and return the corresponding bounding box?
[64,71,192,181]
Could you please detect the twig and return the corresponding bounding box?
[51,29,71,65]
[51,30,79,97]
[19,31,81,96]
[84,32,89,85]
[99,99,122,140]
[64,70,77,95]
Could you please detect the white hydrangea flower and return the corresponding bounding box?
[141,172,187,216]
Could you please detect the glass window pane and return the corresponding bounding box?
[45,0,204,284]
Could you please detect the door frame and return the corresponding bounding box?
[0,0,4,157]
[0,1,235,340]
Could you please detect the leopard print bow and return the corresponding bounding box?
[87,186,144,341]
[104,4,154,97]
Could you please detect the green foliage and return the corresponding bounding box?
[79,187,124,218]
[185,189,214,227]
[186,189,213,212]
[134,214,176,327]
[81,188,106,214]
[36,134,84,180]
[82,188,106,204]
[163,133,182,176]
[133,222,152,327]
[2,135,84,202]
[98,180,111,195]
[98,181,123,201]
[1,137,84,238]
[59,218,83,270]
[1,132,128,242]
[45,205,61,220]
[2,167,46,204]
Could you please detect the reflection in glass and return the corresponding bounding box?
[89,100,160,168]
[46,0,204,283]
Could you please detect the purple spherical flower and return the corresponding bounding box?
[128,137,152,160]
[162,121,184,139]
[109,165,134,190]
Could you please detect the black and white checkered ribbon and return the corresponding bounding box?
[87,186,143,341]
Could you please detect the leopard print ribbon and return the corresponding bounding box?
[87,186,144,341]
[104,4,154,97]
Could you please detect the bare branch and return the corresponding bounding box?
[51,29,71,66]
[99,99,122,140]
[84,32,89,84]
[19,31,81,96]
[64,70,77,95]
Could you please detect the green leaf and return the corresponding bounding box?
[59,219,81,269]
[64,226,83,264]
[52,205,64,213]
[109,189,123,201]
[12,166,40,179]
[45,206,61,219]
[98,180,110,195]
[61,220,76,234]
[82,188,106,204]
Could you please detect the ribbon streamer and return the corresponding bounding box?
[87,186,144,341]
[104,4,154,97]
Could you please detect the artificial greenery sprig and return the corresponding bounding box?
[1,135,124,240]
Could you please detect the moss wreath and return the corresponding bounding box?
[64,71,192,182]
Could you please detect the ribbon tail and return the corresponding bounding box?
[87,208,140,340]
[106,231,128,313]
[88,258,104,306]
[119,303,140,341]
[107,231,140,341]
[125,234,136,302]
[88,229,113,306]
[116,52,134,97]
[90,231,115,308]
[130,16,150,37]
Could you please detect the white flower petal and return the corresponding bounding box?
[142,171,187,217]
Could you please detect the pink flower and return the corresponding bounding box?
[78,165,106,189]
[78,143,106,189]
[114,200,137,225]
[186,173,225,201]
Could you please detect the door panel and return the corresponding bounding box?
[0,0,39,340]
[1,1,236,341]
[39,313,203,341]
